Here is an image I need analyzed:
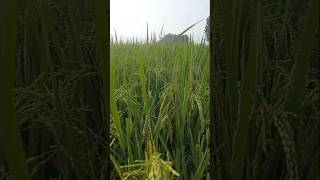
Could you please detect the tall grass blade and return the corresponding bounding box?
[178,19,204,36]
[231,0,261,179]
[0,0,31,179]
[94,0,110,175]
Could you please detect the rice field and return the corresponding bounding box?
[110,40,210,179]
[0,0,319,179]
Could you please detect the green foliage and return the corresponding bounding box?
[110,39,210,179]
[0,0,31,179]
[0,0,109,179]
[211,0,319,179]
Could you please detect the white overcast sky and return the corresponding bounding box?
[110,0,209,42]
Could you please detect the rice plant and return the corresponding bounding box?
[0,0,31,179]
[0,0,110,179]
[110,38,210,179]
[211,0,319,179]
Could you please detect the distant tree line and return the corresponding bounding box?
[205,16,210,42]
[159,33,189,43]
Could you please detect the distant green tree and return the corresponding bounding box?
[205,16,210,41]
[159,33,189,43]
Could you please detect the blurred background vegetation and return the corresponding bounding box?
[1,0,109,179]
[211,0,319,180]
